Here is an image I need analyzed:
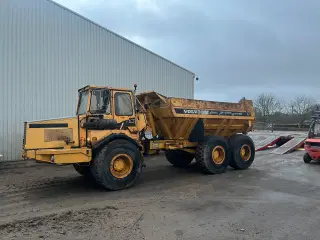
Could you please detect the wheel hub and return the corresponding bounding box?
[113,159,125,172]
[240,144,251,161]
[211,146,226,165]
[110,154,133,179]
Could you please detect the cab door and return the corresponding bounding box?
[112,90,138,135]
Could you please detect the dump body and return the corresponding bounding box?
[137,91,255,140]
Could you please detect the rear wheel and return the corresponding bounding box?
[195,136,230,174]
[303,152,312,163]
[90,139,143,190]
[165,150,194,168]
[228,134,255,170]
[73,163,93,179]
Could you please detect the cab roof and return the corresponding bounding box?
[78,85,132,92]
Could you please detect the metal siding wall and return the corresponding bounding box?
[0,0,194,161]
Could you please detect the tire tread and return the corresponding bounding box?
[228,134,255,170]
[90,139,143,190]
[195,136,230,174]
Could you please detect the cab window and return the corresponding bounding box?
[77,90,89,115]
[115,92,133,116]
[90,89,111,114]
[314,122,320,137]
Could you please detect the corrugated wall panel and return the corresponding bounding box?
[0,0,195,161]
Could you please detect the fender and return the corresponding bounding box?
[92,133,143,152]
[188,119,205,142]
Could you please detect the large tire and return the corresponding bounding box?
[165,150,194,168]
[73,163,93,179]
[303,152,312,163]
[228,134,255,170]
[195,136,230,174]
[90,139,143,191]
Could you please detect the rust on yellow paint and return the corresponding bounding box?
[44,128,73,142]
[24,117,80,150]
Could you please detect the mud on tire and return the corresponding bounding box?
[165,150,194,168]
[195,136,230,174]
[90,139,143,191]
[228,134,255,170]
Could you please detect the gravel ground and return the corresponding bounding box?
[1,132,319,240]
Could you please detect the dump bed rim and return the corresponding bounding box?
[136,91,255,120]
[136,91,253,105]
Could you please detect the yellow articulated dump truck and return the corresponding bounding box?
[22,84,256,190]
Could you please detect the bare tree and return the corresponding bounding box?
[281,100,293,115]
[289,95,316,125]
[254,93,282,122]
[310,103,320,112]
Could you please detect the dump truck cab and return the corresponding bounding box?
[23,84,256,191]
[77,85,136,123]
[307,119,320,139]
[76,85,146,148]
[23,84,146,160]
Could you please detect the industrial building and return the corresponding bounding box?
[0,0,195,161]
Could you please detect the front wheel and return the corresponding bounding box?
[90,139,143,191]
[303,152,312,163]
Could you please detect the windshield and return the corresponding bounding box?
[314,122,320,137]
[309,120,320,138]
[77,89,111,115]
[90,89,111,114]
[77,90,89,115]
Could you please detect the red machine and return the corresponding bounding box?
[303,111,320,163]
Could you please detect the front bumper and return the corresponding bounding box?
[23,148,92,164]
